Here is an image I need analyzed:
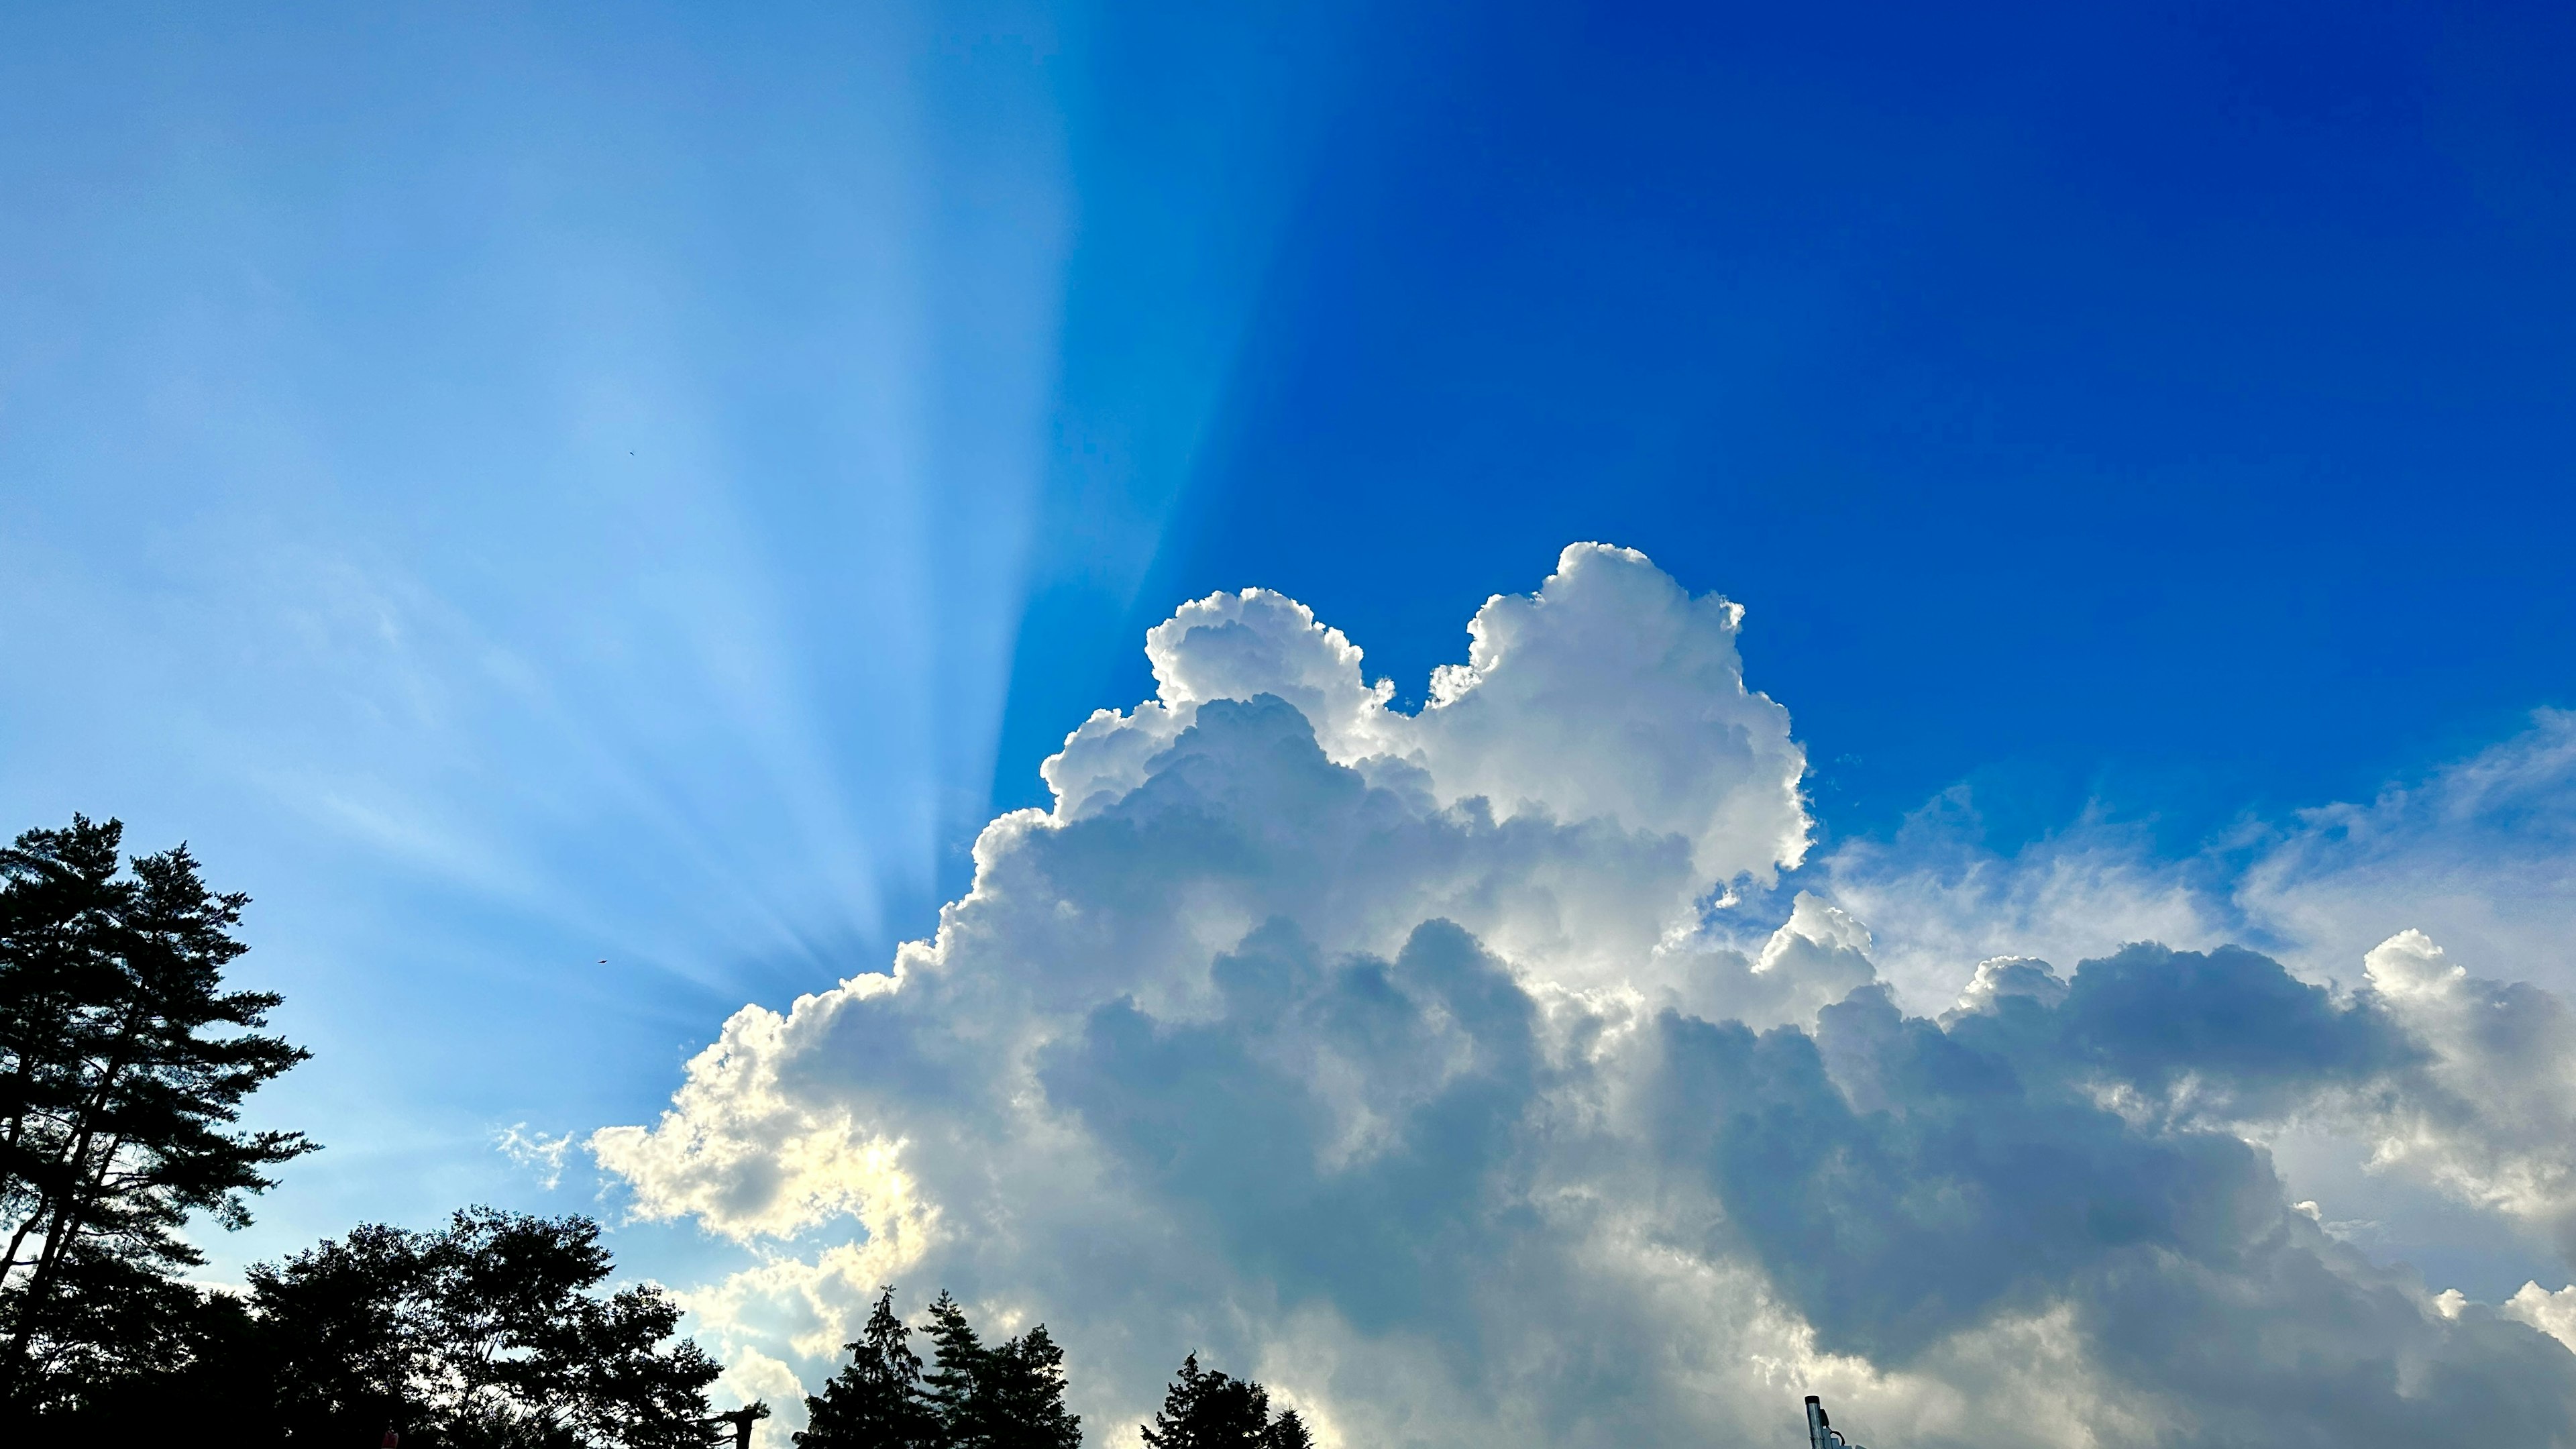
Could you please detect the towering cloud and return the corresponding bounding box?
[592,545,2576,1448]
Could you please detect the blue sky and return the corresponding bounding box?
[1038,0,2576,841]
[6,3,2576,1444]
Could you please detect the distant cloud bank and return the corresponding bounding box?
[591,545,2576,1448]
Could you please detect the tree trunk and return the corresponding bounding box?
[1,996,145,1367]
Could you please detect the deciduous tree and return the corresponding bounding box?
[252,1207,723,1447]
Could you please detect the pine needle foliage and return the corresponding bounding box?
[0,814,313,1413]
[798,1290,1078,1449]
[1142,1354,1309,1449]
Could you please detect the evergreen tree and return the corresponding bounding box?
[1140,1354,1272,1449]
[979,1324,1081,1449]
[885,1291,1083,1449]
[1261,1409,1312,1449]
[800,1287,932,1449]
[920,1291,988,1448]
[0,816,313,1414]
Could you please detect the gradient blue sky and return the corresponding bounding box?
[5,0,2574,1370]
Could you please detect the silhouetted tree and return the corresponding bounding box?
[977,1324,1079,1449]
[251,1206,723,1447]
[0,815,312,1415]
[819,1290,1081,1449]
[1262,1409,1311,1449]
[250,1219,419,1438]
[800,1287,933,1449]
[1141,1354,1272,1449]
[920,1291,986,1447]
[714,1401,771,1449]
[0,819,729,1441]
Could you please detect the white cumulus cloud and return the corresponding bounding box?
[593,545,2576,1449]
[2359,930,2576,1251]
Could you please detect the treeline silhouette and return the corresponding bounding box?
[1,816,1313,1448]
[800,1287,1311,1449]
[0,816,719,1442]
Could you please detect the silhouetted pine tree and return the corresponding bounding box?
[920,1291,988,1448]
[1140,1354,1271,1449]
[979,1324,1081,1449]
[800,1288,932,1449]
[0,816,313,1419]
[855,1291,1083,1449]
[1263,1409,1312,1449]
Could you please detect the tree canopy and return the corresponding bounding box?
[802,1299,1313,1449]
[0,814,312,1414]
[800,1289,1078,1449]
[1,816,1318,1449]
[800,1287,932,1449]
[1141,1354,1309,1449]
[251,1206,724,1447]
[0,817,722,1444]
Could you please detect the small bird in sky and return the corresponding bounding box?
[597,958,608,964]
